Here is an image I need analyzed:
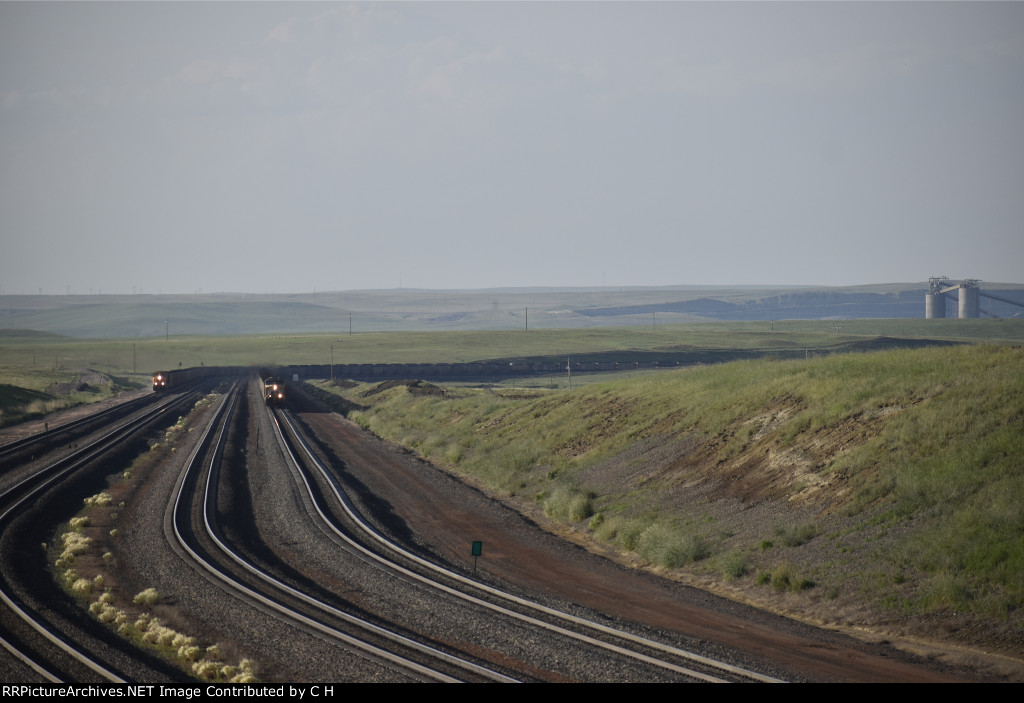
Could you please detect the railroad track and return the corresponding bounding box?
[0,387,207,682]
[0,394,161,480]
[173,378,715,680]
[270,394,783,682]
[170,381,520,682]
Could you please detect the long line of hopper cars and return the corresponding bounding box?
[152,368,284,406]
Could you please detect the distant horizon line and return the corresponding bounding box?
[7,280,1022,298]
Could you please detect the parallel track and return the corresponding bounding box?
[170,382,518,682]
[0,389,204,682]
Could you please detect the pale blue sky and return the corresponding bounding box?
[2,2,1022,295]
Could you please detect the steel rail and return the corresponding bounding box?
[276,408,780,682]
[204,388,516,681]
[0,631,62,682]
[0,392,197,682]
[170,383,506,683]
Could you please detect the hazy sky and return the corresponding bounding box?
[2,2,1022,295]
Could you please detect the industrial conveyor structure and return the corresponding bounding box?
[926,277,1024,318]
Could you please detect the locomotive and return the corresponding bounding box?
[264,377,286,406]
[153,372,168,391]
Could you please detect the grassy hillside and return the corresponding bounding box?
[0,366,128,427]
[309,344,1024,653]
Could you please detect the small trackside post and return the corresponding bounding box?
[471,540,483,575]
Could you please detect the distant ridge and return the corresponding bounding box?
[1,283,1021,338]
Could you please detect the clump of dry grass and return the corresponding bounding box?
[133,587,160,606]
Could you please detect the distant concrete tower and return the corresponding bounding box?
[958,280,980,318]
[926,276,949,318]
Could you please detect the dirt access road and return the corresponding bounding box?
[290,390,977,683]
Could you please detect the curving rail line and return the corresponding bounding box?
[0,389,203,682]
[168,382,518,683]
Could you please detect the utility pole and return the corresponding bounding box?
[165,320,169,342]
[525,307,528,332]
[349,312,352,337]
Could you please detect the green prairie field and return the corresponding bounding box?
[2,317,1023,373]
[1,318,1022,428]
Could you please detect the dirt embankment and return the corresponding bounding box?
[530,394,1024,680]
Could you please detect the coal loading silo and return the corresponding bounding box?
[958,280,980,318]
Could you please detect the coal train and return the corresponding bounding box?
[152,367,209,392]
